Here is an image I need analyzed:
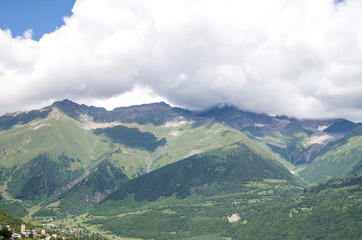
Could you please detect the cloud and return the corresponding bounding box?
[0,0,362,121]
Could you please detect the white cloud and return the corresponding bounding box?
[23,29,34,40]
[0,0,362,121]
[86,85,167,110]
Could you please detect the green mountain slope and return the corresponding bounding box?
[298,126,362,184]
[0,108,109,168]
[0,108,113,215]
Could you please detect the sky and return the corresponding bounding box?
[0,0,75,40]
[0,0,361,121]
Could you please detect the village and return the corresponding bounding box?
[0,224,69,240]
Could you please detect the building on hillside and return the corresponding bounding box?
[227,213,241,223]
[42,224,55,228]
[21,224,25,233]
[11,233,22,239]
[41,229,46,235]
[6,225,14,231]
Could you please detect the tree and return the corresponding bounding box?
[0,228,12,239]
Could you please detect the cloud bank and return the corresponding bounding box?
[0,0,362,121]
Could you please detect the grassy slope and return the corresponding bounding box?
[0,108,109,169]
[298,127,362,184]
[120,118,284,172]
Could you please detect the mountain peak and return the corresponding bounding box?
[112,101,171,111]
[323,119,359,134]
[51,99,107,119]
[52,99,79,107]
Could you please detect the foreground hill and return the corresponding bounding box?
[85,143,301,239]
[102,143,298,204]
[224,175,362,240]
[83,175,361,239]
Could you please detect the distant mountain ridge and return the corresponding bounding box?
[2,99,359,132]
[52,99,199,125]
[1,99,360,169]
[198,104,360,133]
[199,104,361,167]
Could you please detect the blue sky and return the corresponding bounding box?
[0,0,75,40]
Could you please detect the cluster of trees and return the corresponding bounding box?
[57,160,129,215]
[8,154,84,201]
[307,175,362,193]
[0,228,12,239]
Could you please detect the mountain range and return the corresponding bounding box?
[0,99,361,239]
